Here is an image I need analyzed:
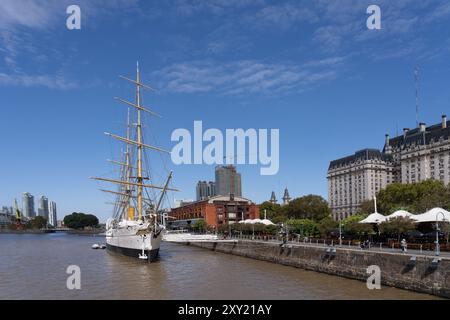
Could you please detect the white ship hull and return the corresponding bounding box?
[105,220,163,262]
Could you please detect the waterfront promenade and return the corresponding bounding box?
[182,236,450,298]
[221,235,450,259]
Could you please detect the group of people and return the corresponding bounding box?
[360,240,370,249]
[359,239,408,252]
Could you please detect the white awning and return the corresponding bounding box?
[238,218,274,225]
[260,219,275,226]
[387,210,417,221]
[413,208,450,223]
[359,212,387,224]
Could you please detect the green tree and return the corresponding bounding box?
[283,195,331,221]
[341,214,374,239]
[193,219,207,232]
[64,212,99,229]
[376,180,450,214]
[414,180,450,212]
[258,201,281,220]
[286,219,318,237]
[264,224,279,235]
[378,217,416,242]
[317,216,339,237]
[28,216,47,229]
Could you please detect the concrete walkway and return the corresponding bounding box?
[226,236,450,259]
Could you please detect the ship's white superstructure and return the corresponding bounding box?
[163,229,218,242]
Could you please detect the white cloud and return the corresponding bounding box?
[248,3,319,30]
[0,0,138,89]
[175,0,264,16]
[154,58,341,95]
[0,0,57,29]
[0,72,76,89]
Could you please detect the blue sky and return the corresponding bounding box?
[1,0,450,222]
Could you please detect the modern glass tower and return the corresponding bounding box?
[215,165,242,197]
[38,196,49,220]
[22,192,35,219]
[196,181,216,201]
[48,201,57,227]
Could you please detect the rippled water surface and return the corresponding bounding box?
[0,233,440,299]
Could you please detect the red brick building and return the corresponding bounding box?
[169,195,259,229]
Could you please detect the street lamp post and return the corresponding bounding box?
[252,223,255,240]
[339,221,343,247]
[240,211,243,237]
[435,212,446,256]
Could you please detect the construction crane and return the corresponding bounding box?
[13,198,24,230]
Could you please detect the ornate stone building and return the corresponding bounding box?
[384,116,450,185]
[328,115,450,220]
[328,149,394,220]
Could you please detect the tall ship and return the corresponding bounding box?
[91,63,177,262]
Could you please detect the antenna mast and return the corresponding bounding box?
[414,67,420,128]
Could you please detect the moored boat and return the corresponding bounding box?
[91,63,178,262]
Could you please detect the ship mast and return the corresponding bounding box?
[125,107,131,220]
[91,63,179,221]
[136,62,143,220]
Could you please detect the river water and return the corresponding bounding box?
[0,233,439,300]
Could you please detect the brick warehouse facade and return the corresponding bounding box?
[169,195,260,229]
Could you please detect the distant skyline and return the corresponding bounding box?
[2,1,450,222]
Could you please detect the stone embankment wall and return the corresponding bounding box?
[186,240,450,298]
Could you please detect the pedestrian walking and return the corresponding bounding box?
[401,239,407,253]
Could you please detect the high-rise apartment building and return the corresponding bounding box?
[196,181,216,201]
[38,196,49,221]
[215,165,242,197]
[48,201,57,227]
[22,192,35,219]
